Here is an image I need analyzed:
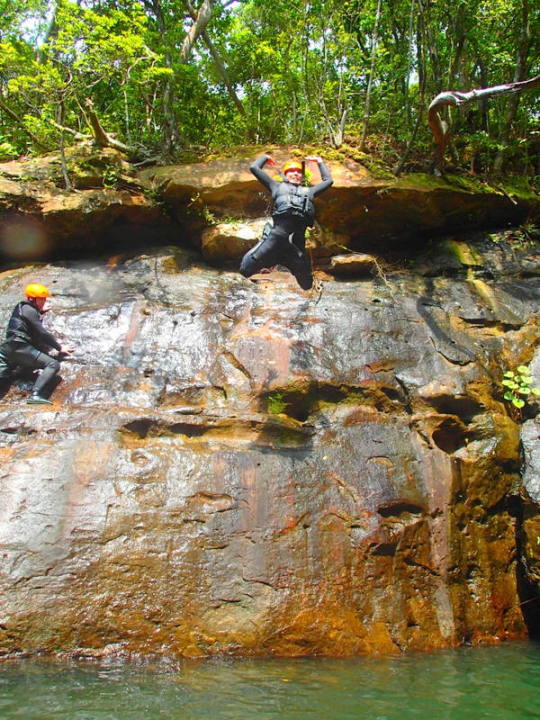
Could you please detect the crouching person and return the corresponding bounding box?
[2,283,73,405]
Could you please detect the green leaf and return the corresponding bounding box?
[532,388,540,396]
[503,371,515,378]
[502,380,517,388]
[512,398,525,408]
[520,376,533,384]
[517,365,530,374]
[0,141,18,160]
[518,387,531,395]
[503,391,514,401]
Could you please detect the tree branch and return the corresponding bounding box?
[180,0,214,63]
[428,74,540,174]
[47,118,90,140]
[0,97,48,149]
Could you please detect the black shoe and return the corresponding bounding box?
[27,394,53,405]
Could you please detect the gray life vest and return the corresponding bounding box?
[6,300,37,344]
[272,182,315,226]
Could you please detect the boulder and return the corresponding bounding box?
[328,253,378,276]
[142,154,540,245]
[0,147,174,258]
[201,218,267,261]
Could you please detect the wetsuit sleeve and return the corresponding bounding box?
[311,160,334,198]
[20,304,61,351]
[249,156,276,192]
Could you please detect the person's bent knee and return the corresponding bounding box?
[43,356,60,373]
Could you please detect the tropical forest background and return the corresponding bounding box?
[0,0,539,178]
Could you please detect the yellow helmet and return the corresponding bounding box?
[25,283,50,299]
[283,160,303,175]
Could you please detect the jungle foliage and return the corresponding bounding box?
[0,0,538,176]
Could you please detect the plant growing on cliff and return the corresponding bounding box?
[501,365,540,411]
[188,193,217,225]
[267,391,288,415]
[0,139,18,161]
[102,164,121,188]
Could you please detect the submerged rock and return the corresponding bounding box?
[0,239,538,659]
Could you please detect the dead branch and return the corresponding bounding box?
[47,118,90,141]
[428,74,540,174]
[83,98,133,153]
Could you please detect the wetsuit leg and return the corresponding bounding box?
[239,227,286,278]
[281,230,313,290]
[7,343,60,396]
[287,251,313,290]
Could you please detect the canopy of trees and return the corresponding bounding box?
[0,0,539,175]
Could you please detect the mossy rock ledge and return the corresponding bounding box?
[0,146,538,260]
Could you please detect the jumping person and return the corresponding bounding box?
[240,154,333,290]
[2,283,73,404]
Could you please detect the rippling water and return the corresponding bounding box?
[1,642,540,719]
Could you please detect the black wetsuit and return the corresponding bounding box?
[3,301,61,396]
[240,156,333,289]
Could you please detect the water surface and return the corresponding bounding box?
[1,642,539,719]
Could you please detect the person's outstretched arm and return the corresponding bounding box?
[20,304,62,351]
[249,154,277,192]
[305,156,333,197]
[21,304,73,355]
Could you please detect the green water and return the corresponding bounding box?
[1,642,540,720]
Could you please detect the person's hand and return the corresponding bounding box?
[263,154,276,166]
[59,345,75,355]
[304,155,322,163]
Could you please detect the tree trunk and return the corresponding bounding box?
[360,0,383,150]
[83,98,132,153]
[180,0,214,63]
[142,0,185,154]
[182,0,245,117]
[493,0,531,173]
[37,1,58,63]
[58,101,73,191]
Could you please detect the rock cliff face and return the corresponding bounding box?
[0,149,539,659]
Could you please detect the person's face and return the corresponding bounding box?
[285,169,302,185]
[32,296,47,312]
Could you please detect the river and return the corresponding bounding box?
[1,641,539,719]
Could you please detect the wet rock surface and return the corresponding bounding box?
[0,235,538,659]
